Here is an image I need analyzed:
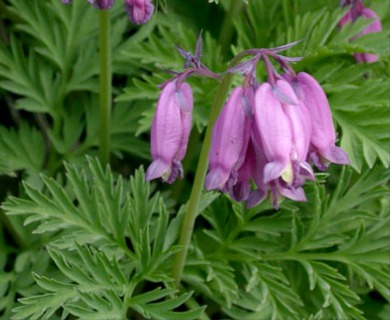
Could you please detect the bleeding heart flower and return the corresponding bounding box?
[146,82,193,184]
[205,87,253,192]
[292,72,350,170]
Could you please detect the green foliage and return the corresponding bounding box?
[2,159,204,319]
[0,0,148,173]
[0,123,45,176]
[185,166,390,319]
[0,0,389,319]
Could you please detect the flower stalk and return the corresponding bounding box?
[172,71,235,287]
[98,10,112,165]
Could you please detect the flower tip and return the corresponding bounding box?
[279,186,307,202]
[322,146,350,165]
[246,189,267,208]
[263,161,286,184]
[145,159,170,182]
[300,161,315,181]
[205,169,229,191]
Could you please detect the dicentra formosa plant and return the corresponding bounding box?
[145,37,350,209]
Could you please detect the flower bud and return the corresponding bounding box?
[146,82,193,183]
[125,0,154,25]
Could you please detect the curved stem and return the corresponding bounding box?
[98,10,112,165]
[172,2,259,287]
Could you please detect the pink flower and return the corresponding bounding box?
[291,72,350,170]
[205,87,253,192]
[125,0,154,25]
[254,80,313,188]
[145,82,193,183]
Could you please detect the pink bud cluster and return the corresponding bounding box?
[62,0,154,25]
[339,0,383,63]
[145,37,350,209]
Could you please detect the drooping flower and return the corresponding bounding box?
[146,33,218,185]
[145,81,193,184]
[205,87,253,192]
[339,0,383,63]
[252,79,313,207]
[254,82,293,185]
[255,80,313,185]
[289,72,350,170]
[125,0,154,25]
[88,0,115,10]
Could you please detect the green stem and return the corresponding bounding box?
[172,73,235,287]
[172,32,256,286]
[218,0,243,55]
[98,10,112,165]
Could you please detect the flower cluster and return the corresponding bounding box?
[339,0,383,63]
[145,37,350,209]
[206,48,350,208]
[62,0,154,25]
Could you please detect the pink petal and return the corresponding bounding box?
[254,83,292,166]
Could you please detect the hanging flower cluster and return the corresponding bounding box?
[62,0,154,25]
[339,0,383,63]
[145,37,350,209]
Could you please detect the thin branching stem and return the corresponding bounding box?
[172,51,245,286]
[172,2,260,285]
[98,10,112,165]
